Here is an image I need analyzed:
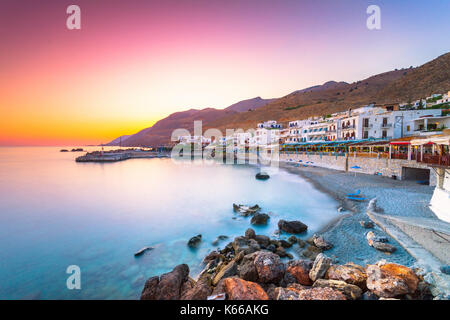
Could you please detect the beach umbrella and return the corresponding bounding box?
[350,165,361,177]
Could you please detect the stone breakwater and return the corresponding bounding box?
[140,223,437,300]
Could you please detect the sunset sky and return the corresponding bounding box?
[1,0,449,146]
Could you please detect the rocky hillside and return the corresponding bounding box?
[110,52,449,146]
[107,97,274,146]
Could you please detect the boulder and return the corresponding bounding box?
[309,253,332,282]
[212,261,238,286]
[266,244,276,253]
[297,239,306,248]
[287,236,298,245]
[187,234,202,248]
[244,228,256,239]
[326,263,367,289]
[250,213,270,225]
[254,235,271,247]
[255,172,270,180]
[313,279,362,300]
[312,234,333,251]
[223,278,269,300]
[141,264,190,300]
[285,260,313,285]
[278,219,308,234]
[279,240,293,248]
[275,246,289,258]
[366,231,395,252]
[302,244,322,260]
[233,204,261,216]
[366,262,419,298]
[181,274,213,300]
[238,253,259,282]
[232,236,258,255]
[254,251,285,284]
[296,287,347,300]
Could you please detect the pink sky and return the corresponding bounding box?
[0,0,449,145]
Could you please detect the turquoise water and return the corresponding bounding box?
[0,147,339,299]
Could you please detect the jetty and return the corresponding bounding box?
[75,149,169,162]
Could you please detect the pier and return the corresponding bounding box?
[75,149,169,162]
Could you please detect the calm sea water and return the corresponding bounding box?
[0,147,339,299]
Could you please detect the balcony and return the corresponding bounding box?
[363,124,373,129]
[381,123,392,128]
[341,125,356,130]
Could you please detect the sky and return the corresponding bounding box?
[0,0,449,146]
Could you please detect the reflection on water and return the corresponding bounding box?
[0,147,339,299]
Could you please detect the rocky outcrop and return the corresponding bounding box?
[223,278,269,300]
[238,253,259,282]
[141,264,190,300]
[366,262,419,298]
[181,274,213,300]
[244,228,256,239]
[313,279,362,300]
[254,251,285,284]
[278,219,308,234]
[309,253,332,282]
[134,246,153,257]
[360,221,374,228]
[285,260,313,285]
[366,231,396,253]
[233,204,261,216]
[312,234,333,251]
[255,172,270,180]
[326,263,367,289]
[187,234,202,248]
[296,287,347,300]
[250,213,270,225]
[232,236,260,255]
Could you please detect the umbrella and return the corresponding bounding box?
[350,165,361,177]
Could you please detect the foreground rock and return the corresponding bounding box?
[285,260,313,285]
[254,251,285,284]
[134,246,153,257]
[187,234,202,248]
[366,262,419,298]
[141,264,189,300]
[278,219,308,234]
[309,253,331,282]
[223,278,269,300]
[251,213,270,225]
[326,263,367,289]
[296,287,346,300]
[313,279,362,300]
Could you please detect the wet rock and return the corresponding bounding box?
[312,234,333,251]
[244,228,256,239]
[366,231,395,252]
[302,244,322,260]
[233,203,261,216]
[212,261,238,286]
[309,253,332,282]
[313,279,362,300]
[238,253,259,282]
[296,287,347,300]
[441,265,450,275]
[203,251,224,264]
[181,274,213,300]
[232,237,258,255]
[286,260,313,285]
[254,235,271,247]
[279,240,292,248]
[255,172,270,180]
[360,221,374,228]
[250,213,270,225]
[254,251,285,284]
[266,244,276,253]
[326,263,367,289]
[141,264,189,300]
[288,235,298,245]
[272,287,301,300]
[212,235,228,246]
[362,291,378,300]
[366,262,419,298]
[134,246,153,257]
[223,278,269,300]
[297,239,306,248]
[275,246,289,258]
[187,234,202,248]
[278,219,308,234]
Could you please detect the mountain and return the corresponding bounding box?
[206,52,450,132]
[224,97,276,112]
[108,52,450,146]
[104,135,131,146]
[108,97,274,146]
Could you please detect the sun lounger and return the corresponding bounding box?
[346,196,366,201]
[346,189,361,196]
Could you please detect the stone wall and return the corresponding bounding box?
[280,152,437,186]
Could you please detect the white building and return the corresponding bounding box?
[257,120,282,129]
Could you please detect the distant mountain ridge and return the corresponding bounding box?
[107,52,450,147]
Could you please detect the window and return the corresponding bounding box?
[407,125,410,132]
[382,130,387,138]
